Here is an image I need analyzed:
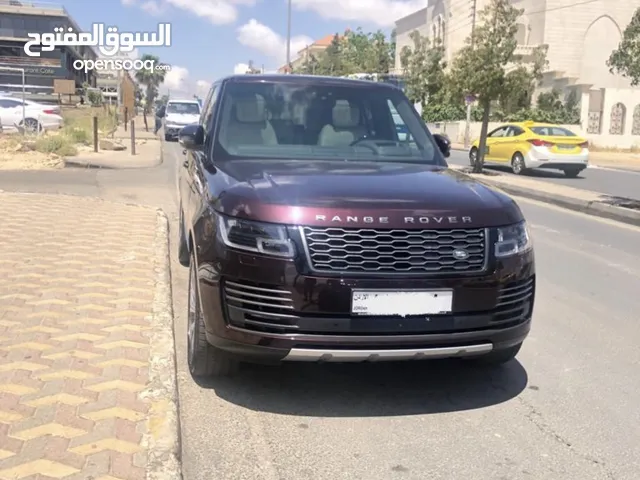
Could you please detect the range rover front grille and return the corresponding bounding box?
[301,227,487,274]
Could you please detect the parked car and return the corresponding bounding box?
[178,74,535,378]
[163,98,201,141]
[0,96,63,133]
[469,121,589,177]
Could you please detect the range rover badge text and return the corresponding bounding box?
[315,215,473,224]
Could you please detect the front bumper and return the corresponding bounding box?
[196,239,536,363]
[164,125,187,137]
[525,147,589,170]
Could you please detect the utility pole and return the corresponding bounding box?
[464,0,477,149]
[285,0,292,73]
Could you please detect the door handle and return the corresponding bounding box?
[182,160,188,168]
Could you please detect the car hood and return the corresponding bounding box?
[166,113,199,124]
[208,160,523,228]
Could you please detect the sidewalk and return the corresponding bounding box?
[65,140,162,169]
[0,193,179,480]
[448,165,640,226]
[111,117,160,142]
[451,142,640,171]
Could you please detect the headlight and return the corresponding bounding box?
[495,221,532,257]
[218,215,295,258]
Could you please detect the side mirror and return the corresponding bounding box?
[433,133,451,158]
[179,124,204,150]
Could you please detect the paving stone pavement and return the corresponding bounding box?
[0,192,179,480]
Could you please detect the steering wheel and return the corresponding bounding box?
[349,136,379,153]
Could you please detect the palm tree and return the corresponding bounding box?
[134,54,167,131]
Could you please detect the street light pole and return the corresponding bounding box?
[285,0,292,72]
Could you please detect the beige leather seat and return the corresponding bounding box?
[318,101,367,146]
[221,95,277,147]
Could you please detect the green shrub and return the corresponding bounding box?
[35,135,77,157]
[64,127,90,145]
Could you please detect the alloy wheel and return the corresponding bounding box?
[23,118,40,133]
[469,148,477,166]
[512,155,525,175]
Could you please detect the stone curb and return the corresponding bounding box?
[466,173,640,227]
[141,209,183,480]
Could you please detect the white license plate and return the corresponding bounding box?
[351,290,453,316]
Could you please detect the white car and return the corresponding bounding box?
[0,96,64,133]
[163,99,201,141]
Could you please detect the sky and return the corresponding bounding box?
[62,0,426,97]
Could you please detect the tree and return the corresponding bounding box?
[296,50,321,75]
[389,28,397,67]
[400,30,447,106]
[449,0,547,172]
[134,54,167,131]
[608,7,640,86]
[316,34,348,76]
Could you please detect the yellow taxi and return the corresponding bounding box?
[469,121,589,177]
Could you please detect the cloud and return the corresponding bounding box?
[291,0,425,27]
[141,0,165,14]
[233,63,250,74]
[163,65,190,92]
[157,67,210,98]
[237,19,313,63]
[195,80,210,97]
[121,0,256,24]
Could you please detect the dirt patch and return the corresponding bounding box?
[0,135,64,170]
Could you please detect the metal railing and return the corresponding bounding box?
[0,56,60,66]
[0,0,67,14]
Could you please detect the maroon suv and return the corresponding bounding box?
[177,74,535,377]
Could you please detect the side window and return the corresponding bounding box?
[199,86,214,124]
[0,99,20,108]
[488,126,507,138]
[386,99,414,145]
[511,127,524,136]
[202,85,219,135]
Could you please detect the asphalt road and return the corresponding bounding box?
[447,149,640,201]
[1,143,638,480]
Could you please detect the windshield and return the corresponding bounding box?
[166,102,200,115]
[214,81,443,164]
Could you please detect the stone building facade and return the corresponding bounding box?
[394,0,640,148]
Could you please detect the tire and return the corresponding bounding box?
[165,134,172,142]
[469,147,478,166]
[470,343,522,366]
[187,253,240,378]
[22,118,41,134]
[511,153,527,175]
[563,168,581,178]
[178,207,190,267]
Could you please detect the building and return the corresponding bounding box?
[394,0,640,148]
[277,33,343,73]
[0,0,98,100]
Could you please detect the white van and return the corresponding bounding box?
[163,99,201,141]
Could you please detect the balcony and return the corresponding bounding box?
[514,44,541,56]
